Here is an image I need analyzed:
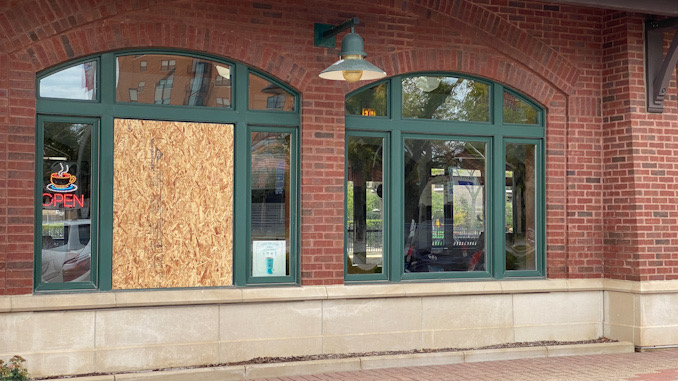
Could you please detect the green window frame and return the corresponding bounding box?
[35,50,300,291]
[239,125,299,285]
[345,130,390,282]
[345,73,545,282]
[35,115,101,291]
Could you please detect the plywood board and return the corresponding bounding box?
[112,119,233,288]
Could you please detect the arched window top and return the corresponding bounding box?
[401,75,490,122]
[39,60,98,101]
[503,89,539,125]
[115,54,234,108]
[346,73,543,128]
[38,51,298,114]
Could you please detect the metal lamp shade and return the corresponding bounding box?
[319,32,386,82]
[319,57,387,81]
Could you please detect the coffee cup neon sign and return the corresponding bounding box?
[43,163,84,208]
[46,163,78,192]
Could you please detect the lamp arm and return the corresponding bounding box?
[321,17,360,40]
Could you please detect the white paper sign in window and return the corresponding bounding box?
[252,240,286,276]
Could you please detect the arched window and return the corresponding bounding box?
[35,51,300,291]
[345,74,544,281]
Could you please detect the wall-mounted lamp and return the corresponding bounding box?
[314,17,386,83]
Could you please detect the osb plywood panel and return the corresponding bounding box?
[112,119,233,289]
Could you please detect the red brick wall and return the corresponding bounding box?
[602,12,678,281]
[0,0,675,294]
[481,1,607,279]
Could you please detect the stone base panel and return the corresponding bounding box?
[0,279,676,377]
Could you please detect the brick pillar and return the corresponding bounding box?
[0,52,7,294]
[3,54,36,294]
[602,12,678,281]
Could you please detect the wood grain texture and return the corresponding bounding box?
[112,119,233,288]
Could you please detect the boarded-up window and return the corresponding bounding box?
[112,119,234,288]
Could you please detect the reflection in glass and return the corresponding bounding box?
[39,61,97,100]
[345,82,387,116]
[503,91,538,124]
[41,122,93,283]
[347,136,384,274]
[251,132,291,276]
[505,143,536,270]
[402,76,489,121]
[249,74,295,111]
[404,139,486,272]
[116,54,232,107]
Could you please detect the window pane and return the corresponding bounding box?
[41,122,93,283]
[251,132,291,276]
[347,136,384,274]
[345,82,387,116]
[116,54,232,107]
[39,61,97,100]
[505,143,537,270]
[404,139,486,272]
[402,76,489,121]
[503,91,539,124]
[249,74,295,111]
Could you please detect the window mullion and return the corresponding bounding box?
[100,54,116,105]
[389,75,403,281]
[233,122,248,287]
[493,83,504,126]
[492,135,506,279]
[389,129,403,282]
[390,78,402,120]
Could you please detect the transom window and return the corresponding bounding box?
[345,74,544,281]
[35,51,300,292]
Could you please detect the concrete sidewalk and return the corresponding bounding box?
[252,349,678,381]
[57,343,678,380]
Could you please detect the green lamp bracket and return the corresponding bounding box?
[314,17,360,48]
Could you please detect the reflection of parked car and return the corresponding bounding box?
[41,219,91,283]
[404,220,484,272]
[406,246,484,272]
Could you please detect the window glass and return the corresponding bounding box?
[249,73,295,111]
[345,82,387,116]
[404,139,486,272]
[251,132,291,277]
[503,91,539,124]
[116,54,232,107]
[402,76,489,121]
[347,136,384,274]
[41,122,93,283]
[39,61,97,100]
[505,143,536,271]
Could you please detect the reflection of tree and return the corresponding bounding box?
[402,77,489,121]
[503,92,537,124]
[404,139,485,248]
[345,83,387,116]
[347,136,383,268]
[505,144,535,270]
[506,146,525,237]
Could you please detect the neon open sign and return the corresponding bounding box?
[43,193,85,208]
[43,163,84,208]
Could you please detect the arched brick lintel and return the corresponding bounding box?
[341,49,561,109]
[406,0,580,96]
[11,1,578,103]
[17,22,310,93]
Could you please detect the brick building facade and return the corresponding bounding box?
[1,0,678,377]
